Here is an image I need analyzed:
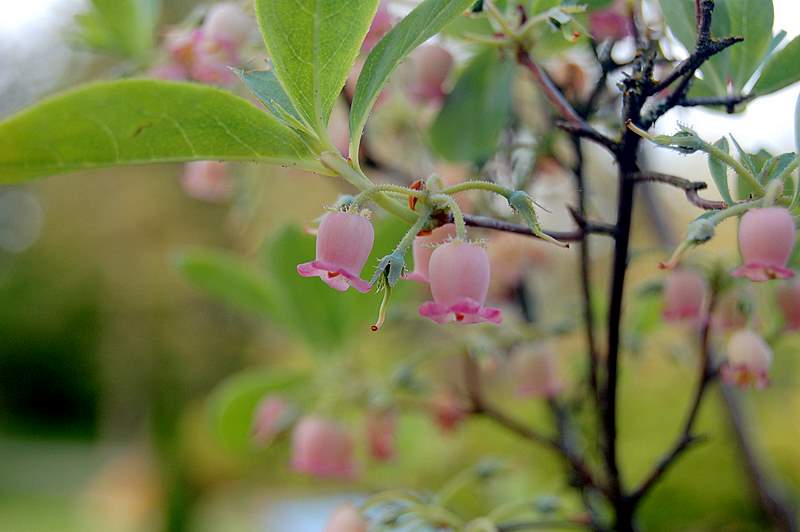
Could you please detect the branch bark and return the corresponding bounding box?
[631,171,728,210]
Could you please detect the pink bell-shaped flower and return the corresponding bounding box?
[511,345,564,399]
[203,2,252,49]
[365,409,396,461]
[251,395,293,447]
[419,241,502,324]
[732,207,796,282]
[290,416,355,479]
[777,279,800,331]
[408,45,454,105]
[181,161,232,202]
[297,211,375,293]
[721,329,772,389]
[362,1,393,52]
[324,504,368,532]
[662,269,708,322]
[404,224,456,283]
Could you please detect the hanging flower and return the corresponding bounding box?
[407,45,453,105]
[290,416,355,479]
[362,1,394,53]
[732,207,796,282]
[662,269,708,322]
[297,211,375,293]
[721,329,772,389]
[181,161,232,202]
[324,503,368,532]
[202,2,253,49]
[419,241,502,324]
[777,279,800,331]
[404,223,456,283]
[251,395,293,447]
[511,345,564,399]
[431,391,468,433]
[365,409,396,461]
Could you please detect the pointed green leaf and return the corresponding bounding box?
[233,68,311,133]
[75,0,160,60]
[255,0,379,132]
[174,247,279,319]
[725,0,773,90]
[708,137,734,206]
[429,49,515,164]
[349,0,475,156]
[755,35,800,95]
[0,80,323,184]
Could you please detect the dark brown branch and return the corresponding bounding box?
[629,291,720,504]
[679,93,754,109]
[631,171,727,210]
[516,49,618,153]
[462,213,617,241]
[650,35,743,96]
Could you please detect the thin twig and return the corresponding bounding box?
[462,213,617,241]
[631,172,727,210]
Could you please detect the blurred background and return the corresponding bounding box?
[1,1,799,531]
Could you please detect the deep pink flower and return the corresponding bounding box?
[404,223,456,283]
[662,269,708,322]
[589,0,632,41]
[732,207,796,282]
[297,211,375,293]
[325,504,368,532]
[408,45,453,105]
[203,2,252,48]
[366,409,396,461]
[181,161,232,202]
[291,416,355,479]
[362,1,393,52]
[777,279,800,330]
[251,395,293,447]
[512,345,564,399]
[419,241,502,324]
[721,329,772,389]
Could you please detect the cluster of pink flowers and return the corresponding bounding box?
[297,211,503,325]
[151,2,252,87]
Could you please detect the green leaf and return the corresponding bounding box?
[349,0,475,157]
[208,369,306,454]
[233,68,310,133]
[725,0,773,90]
[754,35,800,95]
[75,0,160,60]
[255,0,379,132]
[708,137,735,206]
[0,80,323,184]
[429,49,515,164]
[658,0,695,53]
[174,247,279,319]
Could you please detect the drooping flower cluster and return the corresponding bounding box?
[662,269,708,323]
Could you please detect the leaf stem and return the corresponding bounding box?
[432,193,467,239]
[440,180,513,198]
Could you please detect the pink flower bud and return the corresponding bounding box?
[511,345,564,399]
[324,503,368,532]
[419,241,502,324]
[181,161,232,202]
[588,0,632,41]
[431,391,468,433]
[662,269,708,322]
[404,224,456,283]
[721,329,772,389]
[365,409,396,461]
[408,45,453,105]
[251,395,293,447]
[291,416,355,479]
[203,2,252,48]
[362,1,393,52]
[732,207,796,282]
[297,211,375,293]
[777,279,800,330]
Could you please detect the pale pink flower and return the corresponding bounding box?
[362,1,393,52]
[181,161,232,202]
[291,416,355,479]
[325,504,368,532]
[419,241,502,324]
[366,409,396,461]
[404,224,456,283]
[732,207,796,282]
[251,395,293,447]
[777,279,800,331]
[512,345,564,399]
[721,329,772,389]
[156,27,239,87]
[408,45,453,105]
[662,269,708,322]
[297,211,375,293]
[202,2,252,48]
